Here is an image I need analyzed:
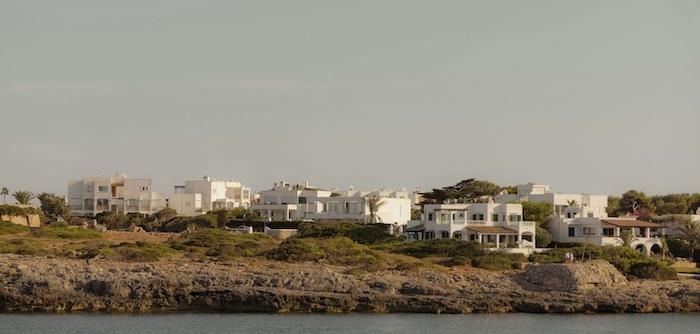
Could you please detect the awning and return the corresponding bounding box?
[466,226,518,234]
[601,219,663,228]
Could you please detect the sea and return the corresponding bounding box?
[0,313,698,334]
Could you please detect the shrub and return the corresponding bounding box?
[171,229,277,260]
[0,239,44,255]
[267,237,380,266]
[0,221,30,235]
[297,223,360,238]
[267,238,327,262]
[346,225,394,244]
[61,240,111,259]
[386,239,485,258]
[471,253,525,271]
[102,242,178,262]
[162,215,217,233]
[535,226,552,248]
[628,260,677,280]
[443,255,470,267]
[33,226,103,239]
[0,205,41,216]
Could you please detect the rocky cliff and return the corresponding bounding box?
[0,255,698,313]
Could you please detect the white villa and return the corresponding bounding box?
[548,217,665,255]
[67,173,166,216]
[168,176,251,216]
[407,202,536,249]
[496,183,665,254]
[252,181,412,225]
[310,188,411,225]
[495,183,608,219]
[252,181,332,221]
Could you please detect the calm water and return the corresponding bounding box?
[0,313,697,334]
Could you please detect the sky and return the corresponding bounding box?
[1,0,699,197]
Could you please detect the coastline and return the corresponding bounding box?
[1,254,698,314]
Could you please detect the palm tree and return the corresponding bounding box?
[678,218,700,260]
[0,187,8,204]
[12,190,34,205]
[365,195,385,224]
[567,199,579,207]
[620,229,634,247]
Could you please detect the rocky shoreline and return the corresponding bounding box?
[0,255,698,314]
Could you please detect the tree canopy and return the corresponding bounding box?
[37,192,71,220]
[421,179,502,204]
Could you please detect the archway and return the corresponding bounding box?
[650,244,662,255]
[635,244,646,254]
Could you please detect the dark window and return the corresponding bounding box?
[428,213,434,221]
[603,228,614,236]
[299,197,307,204]
[441,231,449,239]
[492,214,499,222]
[568,227,575,237]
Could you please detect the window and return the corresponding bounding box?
[97,186,108,192]
[425,231,435,240]
[492,214,499,222]
[566,212,572,218]
[344,202,350,214]
[471,214,484,221]
[441,231,449,239]
[583,227,593,235]
[469,234,477,241]
[568,227,575,237]
[508,214,522,222]
[428,213,434,221]
[299,197,307,204]
[603,228,614,236]
[587,212,594,218]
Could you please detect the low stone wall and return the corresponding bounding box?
[0,214,41,228]
[516,260,627,292]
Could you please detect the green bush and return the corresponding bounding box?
[267,238,327,262]
[628,260,677,280]
[346,225,394,244]
[386,239,485,258]
[297,223,360,238]
[162,215,217,233]
[535,226,552,247]
[101,242,178,262]
[171,229,278,260]
[267,237,380,266]
[0,221,30,235]
[61,240,111,259]
[471,253,525,271]
[33,226,103,239]
[0,205,41,216]
[0,239,44,255]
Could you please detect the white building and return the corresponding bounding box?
[252,181,331,221]
[310,188,412,225]
[548,217,665,255]
[495,183,608,219]
[252,181,412,225]
[67,173,166,216]
[407,202,536,249]
[168,177,251,216]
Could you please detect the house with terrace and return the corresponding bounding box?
[406,202,536,250]
[547,217,665,255]
[252,181,332,221]
[495,183,608,219]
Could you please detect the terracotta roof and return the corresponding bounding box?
[601,219,663,228]
[466,226,518,234]
[405,224,424,232]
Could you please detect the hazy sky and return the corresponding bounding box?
[1,0,699,197]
